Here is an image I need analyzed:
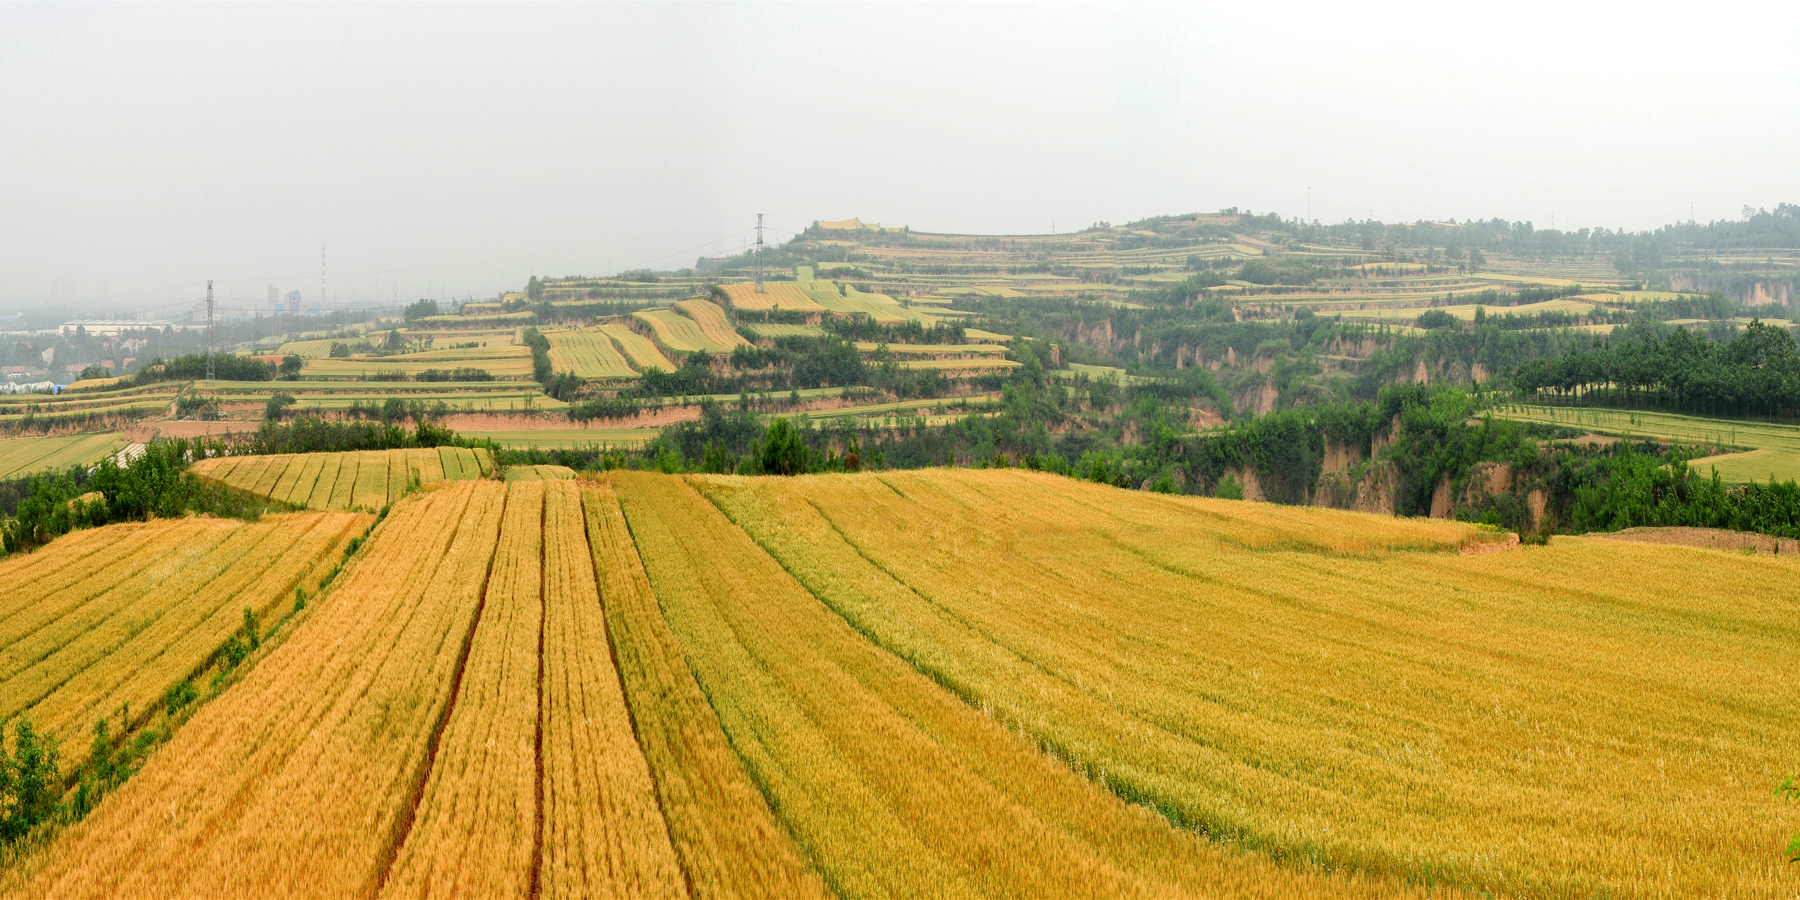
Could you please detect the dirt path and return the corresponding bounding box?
[1587,526,1800,554]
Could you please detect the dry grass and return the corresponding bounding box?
[583,479,826,899]
[694,468,1800,898]
[383,481,543,897]
[540,480,685,898]
[21,482,507,898]
[618,472,1395,899]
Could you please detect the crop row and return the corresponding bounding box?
[695,468,1799,898]
[616,471,1353,898]
[191,447,492,511]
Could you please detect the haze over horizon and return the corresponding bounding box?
[3,2,1797,317]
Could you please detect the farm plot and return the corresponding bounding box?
[613,472,1379,899]
[301,355,535,379]
[0,432,128,480]
[1492,403,1800,482]
[895,357,1022,371]
[0,510,367,773]
[744,323,825,339]
[718,282,825,312]
[631,308,724,355]
[794,280,923,324]
[853,342,1009,355]
[191,447,491,510]
[598,322,677,372]
[699,469,1799,898]
[23,483,507,899]
[544,328,637,379]
[275,339,341,358]
[673,298,751,350]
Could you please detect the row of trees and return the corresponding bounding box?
[1513,320,1800,419]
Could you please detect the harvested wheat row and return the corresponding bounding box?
[23,481,506,898]
[539,479,685,899]
[583,480,826,900]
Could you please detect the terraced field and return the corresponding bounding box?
[191,447,493,510]
[718,282,826,312]
[672,298,751,350]
[1492,403,1800,483]
[11,470,1791,898]
[597,322,676,372]
[631,308,738,355]
[0,432,129,480]
[301,354,535,379]
[543,328,637,379]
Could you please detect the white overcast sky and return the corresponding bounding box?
[3,2,1797,316]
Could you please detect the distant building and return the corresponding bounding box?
[58,319,164,337]
[268,285,279,315]
[287,290,302,305]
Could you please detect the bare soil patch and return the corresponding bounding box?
[1588,526,1800,555]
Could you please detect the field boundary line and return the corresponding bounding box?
[372,487,510,897]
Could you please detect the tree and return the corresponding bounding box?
[403,298,440,322]
[279,354,303,379]
[526,276,544,302]
[265,392,297,422]
[760,418,808,475]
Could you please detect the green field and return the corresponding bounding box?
[0,432,130,480]
[745,323,826,339]
[1491,404,1800,483]
[300,356,535,379]
[462,428,659,448]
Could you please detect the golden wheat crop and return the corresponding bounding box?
[350,452,390,510]
[694,468,1800,898]
[24,482,507,898]
[582,480,827,899]
[326,453,360,509]
[717,282,824,312]
[0,512,366,772]
[597,322,676,372]
[618,472,1398,898]
[193,448,492,511]
[545,328,638,379]
[383,481,545,898]
[672,299,751,351]
[306,453,343,509]
[539,480,685,899]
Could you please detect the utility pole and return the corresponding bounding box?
[205,280,215,385]
[320,246,326,317]
[755,213,765,293]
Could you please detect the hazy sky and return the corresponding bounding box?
[3,2,1797,317]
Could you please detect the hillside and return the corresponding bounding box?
[4,469,1793,898]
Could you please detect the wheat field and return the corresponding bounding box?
[9,469,1793,898]
[191,447,491,511]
